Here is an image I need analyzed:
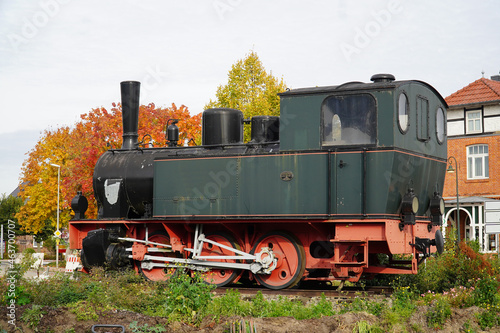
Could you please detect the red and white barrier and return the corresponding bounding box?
[65,254,80,273]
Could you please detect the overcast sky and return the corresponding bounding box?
[0,0,499,196]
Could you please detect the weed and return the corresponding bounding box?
[461,319,476,333]
[352,320,384,333]
[55,275,86,305]
[129,321,167,333]
[68,300,99,321]
[410,323,424,332]
[379,285,417,330]
[165,270,215,322]
[475,309,500,330]
[6,284,31,305]
[310,293,335,317]
[339,295,384,317]
[352,321,370,333]
[228,319,257,333]
[391,285,416,319]
[249,291,268,317]
[472,276,500,307]
[21,304,46,331]
[208,289,250,318]
[426,295,452,329]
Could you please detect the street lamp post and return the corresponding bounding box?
[447,156,460,245]
[50,163,60,268]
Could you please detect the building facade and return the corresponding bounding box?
[443,75,500,253]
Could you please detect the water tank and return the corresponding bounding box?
[202,108,244,145]
[250,116,280,143]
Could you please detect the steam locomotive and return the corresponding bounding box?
[69,74,447,289]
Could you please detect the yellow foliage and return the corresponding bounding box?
[205,50,287,141]
[16,127,72,234]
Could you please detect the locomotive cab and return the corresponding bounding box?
[278,74,447,219]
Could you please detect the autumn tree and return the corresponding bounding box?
[205,50,287,141]
[16,103,201,235]
[16,127,73,235]
[66,102,201,219]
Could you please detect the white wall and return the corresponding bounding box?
[447,104,500,136]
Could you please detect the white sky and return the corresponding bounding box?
[0,0,499,196]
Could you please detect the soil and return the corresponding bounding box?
[0,305,498,333]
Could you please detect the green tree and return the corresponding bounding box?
[205,50,287,141]
[0,193,24,235]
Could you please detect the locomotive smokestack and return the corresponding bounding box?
[120,81,141,150]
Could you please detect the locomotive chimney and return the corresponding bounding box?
[120,81,141,150]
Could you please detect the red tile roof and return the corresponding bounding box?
[445,78,500,107]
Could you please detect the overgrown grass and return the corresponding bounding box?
[206,290,336,321]
[0,232,498,331]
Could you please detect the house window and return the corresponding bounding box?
[467,144,489,179]
[466,110,482,134]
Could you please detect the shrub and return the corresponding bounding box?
[472,276,500,307]
[408,239,500,295]
[23,248,36,255]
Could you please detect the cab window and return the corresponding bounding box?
[322,94,376,146]
[417,96,429,141]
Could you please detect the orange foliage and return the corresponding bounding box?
[17,103,201,235]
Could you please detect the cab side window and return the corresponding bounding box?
[417,96,429,141]
[322,94,376,146]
